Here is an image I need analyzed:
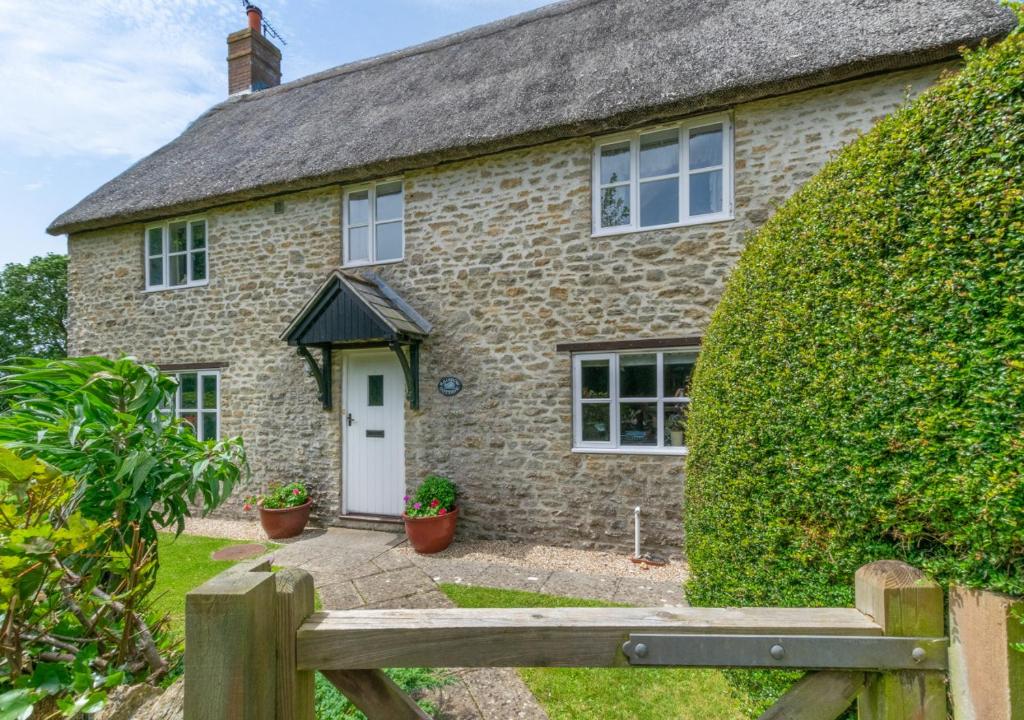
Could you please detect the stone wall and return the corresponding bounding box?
[68,188,345,522]
[67,63,949,555]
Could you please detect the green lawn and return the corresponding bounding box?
[152,532,276,632]
[438,583,745,720]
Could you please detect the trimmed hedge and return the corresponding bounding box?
[685,6,1023,661]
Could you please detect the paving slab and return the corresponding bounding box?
[314,579,364,610]
[353,566,438,605]
[539,570,621,602]
[372,548,417,572]
[417,558,495,587]
[478,564,552,592]
[612,580,686,606]
[421,670,484,720]
[362,589,453,610]
[460,668,548,719]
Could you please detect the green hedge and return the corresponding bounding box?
[684,18,1023,709]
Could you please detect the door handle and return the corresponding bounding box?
[346,412,354,427]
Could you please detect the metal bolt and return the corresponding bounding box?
[770,644,785,660]
[634,643,649,658]
[912,647,926,664]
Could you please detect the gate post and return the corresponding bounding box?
[948,585,1024,719]
[855,560,946,720]
[275,568,316,720]
[184,561,278,719]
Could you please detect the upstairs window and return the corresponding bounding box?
[145,218,208,290]
[163,370,220,441]
[593,115,732,234]
[344,180,404,266]
[572,349,696,454]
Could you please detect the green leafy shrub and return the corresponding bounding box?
[684,23,1023,712]
[0,356,247,546]
[245,482,308,510]
[0,356,249,716]
[0,447,155,717]
[404,475,456,517]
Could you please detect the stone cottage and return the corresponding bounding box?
[48,0,1016,556]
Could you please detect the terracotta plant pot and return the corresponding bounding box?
[258,500,312,539]
[403,508,458,554]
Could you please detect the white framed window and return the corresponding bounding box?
[592,114,733,235]
[343,179,404,266]
[164,370,220,441]
[145,218,208,290]
[572,349,697,455]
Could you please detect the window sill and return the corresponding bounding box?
[143,280,210,293]
[592,214,733,239]
[572,447,688,457]
[342,258,404,270]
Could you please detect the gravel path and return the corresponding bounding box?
[182,516,688,583]
[179,516,310,543]
[395,539,687,584]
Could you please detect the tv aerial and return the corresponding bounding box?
[241,1,287,45]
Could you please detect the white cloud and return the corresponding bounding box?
[22,181,44,191]
[0,0,239,160]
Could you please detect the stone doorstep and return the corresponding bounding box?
[331,513,404,534]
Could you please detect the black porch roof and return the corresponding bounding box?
[281,271,431,347]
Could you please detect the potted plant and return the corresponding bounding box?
[402,475,458,554]
[244,482,312,539]
[667,411,686,447]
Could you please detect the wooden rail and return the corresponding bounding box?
[296,606,885,669]
[184,559,948,720]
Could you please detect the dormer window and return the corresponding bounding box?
[592,114,733,235]
[145,218,208,290]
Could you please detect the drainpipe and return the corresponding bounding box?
[633,506,641,559]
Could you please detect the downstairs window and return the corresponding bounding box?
[164,370,220,441]
[572,349,696,454]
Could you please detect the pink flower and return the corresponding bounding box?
[293,488,301,496]
[439,508,447,516]
[414,502,422,510]
[243,503,252,512]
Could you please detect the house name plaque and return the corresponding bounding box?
[437,377,463,397]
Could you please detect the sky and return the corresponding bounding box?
[0,0,551,268]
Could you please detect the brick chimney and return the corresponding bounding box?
[227,5,281,95]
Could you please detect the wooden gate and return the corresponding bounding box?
[184,560,946,720]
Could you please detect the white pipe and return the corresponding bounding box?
[634,506,641,559]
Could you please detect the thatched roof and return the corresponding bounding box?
[48,0,1016,236]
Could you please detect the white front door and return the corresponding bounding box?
[343,350,406,516]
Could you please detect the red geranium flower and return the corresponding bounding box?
[439,508,447,516]
[430,499,440,508]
